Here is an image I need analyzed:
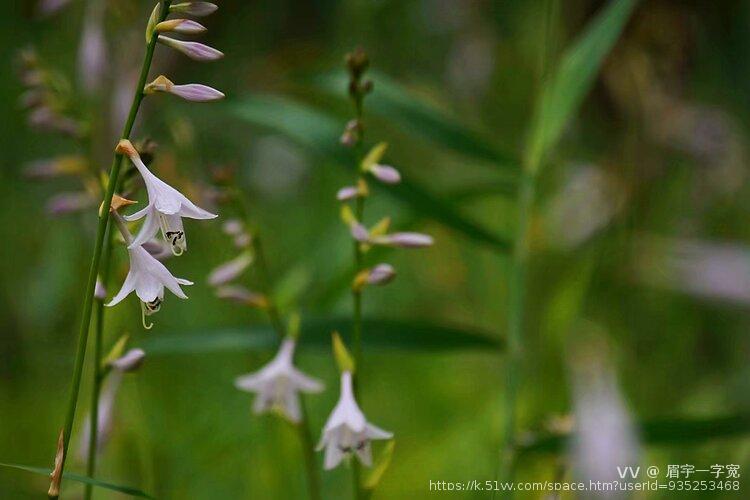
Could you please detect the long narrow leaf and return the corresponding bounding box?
[141,318,502,355]
[227,95,511,251]
[526,0,638,171]
[517,414,750,455]
[0,463,154,498]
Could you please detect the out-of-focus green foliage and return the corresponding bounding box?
[2,0,750,498]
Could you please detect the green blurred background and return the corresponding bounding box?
[1,0,750,498]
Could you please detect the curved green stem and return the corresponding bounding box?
[49,3,172,498]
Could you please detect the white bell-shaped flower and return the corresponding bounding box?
[317,371,392,469]
[235,338,323,423]
[116,140,217,255]
[106,245,193,328]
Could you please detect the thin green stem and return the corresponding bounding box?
[49,3,171,498]
[232,191,323,500]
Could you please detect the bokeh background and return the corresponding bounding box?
[1,0,750,498]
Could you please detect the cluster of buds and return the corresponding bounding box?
[206,219,270,308]
[16,47,85,137]
[338,141,434,292]
[143,1,224,102]
[77,335,146,461]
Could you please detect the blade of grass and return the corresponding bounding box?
[140,318,502,355]
[0,463,154,498]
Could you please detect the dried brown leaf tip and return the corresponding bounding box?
[47,429,64,497]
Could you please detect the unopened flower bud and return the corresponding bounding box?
[337,186,358,201]
[346,47,369,79]
[94,278,107,300]
[366,263,396,285]
[145,75,224,102]
[215,285,268,308]
[372,232,434,248]
[155,19,207,35]
[340,130,355,147]
[208,252,253,287]
[46,191,95,216]
[169,1,218,17]
[351,223,370,242]
[370,164,401,184]
[222,219,244,236]
[23,156,87,179]
[158,36,223,62]
[234,233,252,248]
[110,348,146,372]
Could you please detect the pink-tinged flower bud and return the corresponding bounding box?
[23,156,87,180]
[94,278,107,300]
[370,164,401,184]
[77,2,107,94]
[208,252,253,287]
[155,19,207,35]
[215,285,268,308]
[171,84,225,102]
[373,232,434,248]
[234,233,252,248]
[367,264,396,285]
[46,192,95,216]
[158,36,223,62]
[351,223,370,242]
[336,186,358,201]
[37,0,71,17]
[169,1,218,17]
[110,348,146,372]
[145,75,224,102]
[222,219,244,236]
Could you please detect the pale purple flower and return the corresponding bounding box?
[214,285,267,308]
[109,348,146,373]
[208,252,253,287]
[142,239,174,261]
[155,19,207,35]
[234,233,252,248]
[46,191,95,216]
[23,156,86,180]
[351,223,370,242]
[235,338,324,423]
[366,264,396,285]
[370,164,401,184]
[37,0,71,17]
[94,279,107,300]
[222,219,244,236]
[77,1,107,94]
[145,75,224,102]
[158,36,223,62]
[371,232,434,248]
[169,1,218,16]
[317,371,392,469]
[337,186,359,201]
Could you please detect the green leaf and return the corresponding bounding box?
[516,414,750,455]
[0,462,154,498]
[363,440,396,492]
[227,95,511,252]
[312,71,518,169]
[140,318,502,355]
[525,0,638,172]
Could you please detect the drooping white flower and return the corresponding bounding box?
[235,338,323,423]
[106,245,193,328]
[116,140,217,255]
[317,371,392,469]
